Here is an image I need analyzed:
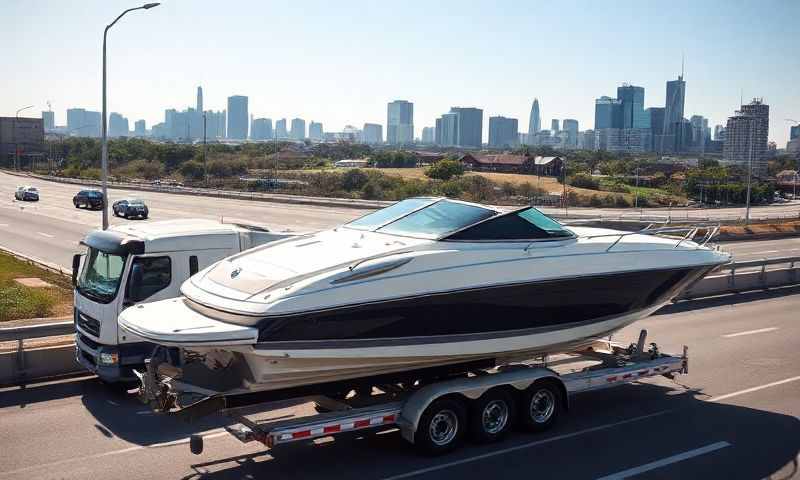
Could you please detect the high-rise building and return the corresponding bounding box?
[488,116,519,149]
[134,119,146,136]
[275,118,287,138]
[309,121,323,141]
[594,96,623,129]
[723,99,770,177]
[714,125,726,141]
[647,107,666,152]
[196,86,203,113]
[562,119,579,147]
[527,99,541,144]
[42,111,54,131]
[690,115,708,151]
[387,100,414,144]
[290,118,306,140]
[617,84,649,129]
[421,126,434,145]
[665,75,687,151]
[448,107,483,148]
[226,95,248,139]
[108,112,129,137]
[551,119,560,132]
[362,123,383,144]
[204,110,226,139]
[436,112,458,147]
[66,108,101,137]
[250,118,273,140]
[580,130,596,150]
[790,125,799,140]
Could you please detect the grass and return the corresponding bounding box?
[0,252,73,322]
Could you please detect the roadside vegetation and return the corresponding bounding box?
[37,137,796,208]
[0,252,72,322]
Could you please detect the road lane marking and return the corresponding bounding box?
[0,223,8,227]
[595,441,731,480]
[380,410,672,480]
[37,232,54,238]
[722,327,779,338]
[709,375,800,403]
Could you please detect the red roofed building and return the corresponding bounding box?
[460,154,563,176]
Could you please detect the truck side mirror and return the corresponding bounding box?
[72,254,81,287]
[127,263,145,303]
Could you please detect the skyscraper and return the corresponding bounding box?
[665,75,686,151]
[251,118,273,140]
[488,116,519,149]
[617,84,649,129]
[594,97,623,129]
[309,121,323,141]
[714,125,726,141]
[196,86,203,113]
[647,107,666,152]
[134,119,146,136]
[387,100,414,144]
[527,99,541,144]
[108,112,129,137]
[362,123,383,144]
[275,118,288,138]
[226,95,248,139]
[290,118,306,140]
[437,113,458,147]
[723,98,770,177]
[551,119,560,132]
[421,126,434,145]
[449,107,483,148]
[41,111,54,131]
[562,119,579,147]
[790,125,799,140]
[66,108,101,137]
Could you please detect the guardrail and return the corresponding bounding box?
[1,255,799,385]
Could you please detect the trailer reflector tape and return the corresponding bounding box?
[271,413,399,445]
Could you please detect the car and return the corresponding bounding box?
[14,186,39,201]
[112,198,149,219]
[73,190,105,210]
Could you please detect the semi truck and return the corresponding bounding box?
[72,219,292,383]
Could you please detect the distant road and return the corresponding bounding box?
[1,171,799,269]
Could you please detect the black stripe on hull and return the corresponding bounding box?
[256,265,712,344]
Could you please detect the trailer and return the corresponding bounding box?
[184,330,687,456]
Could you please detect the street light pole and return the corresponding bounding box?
[203,112,207,186]
[100,3,160,230]
[744,117,755,225]
[14,105,34,170]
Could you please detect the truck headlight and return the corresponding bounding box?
[99,352,119,366]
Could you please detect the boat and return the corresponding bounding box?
[119,197,729,409]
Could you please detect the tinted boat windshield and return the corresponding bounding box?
[377,200,495,239]
[345,197,436,230]
[446,206,572,241]
[77,247,127,303]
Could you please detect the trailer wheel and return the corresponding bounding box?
[519,380,563,433]
[469,388,516,443]
[414,397,467,455]
[189,434,203,455]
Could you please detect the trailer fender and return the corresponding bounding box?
[398,367,562,443]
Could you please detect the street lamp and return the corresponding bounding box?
[14,105,34,170]
[100,2,160,230]
[744,116,755,225]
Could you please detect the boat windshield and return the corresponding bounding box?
[445,206,572,241]
[345,197,436,230]
[376,200,496,239]
[76,247,128,304]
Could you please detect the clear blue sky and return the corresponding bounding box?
[2,0,798,146]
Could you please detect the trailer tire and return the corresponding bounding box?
[189,434,203,455]
[469,388,516,444]
[414,396,467,455]
[519,380,563,433]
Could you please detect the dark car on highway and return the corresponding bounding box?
[112,198,149,219]
[14,185,39,201]
[73,190,105,210]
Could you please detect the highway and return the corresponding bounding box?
[1,288,799,479]
[2,171,800,271]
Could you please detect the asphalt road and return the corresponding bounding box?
[2,171,800,271]
[1,288,799,479]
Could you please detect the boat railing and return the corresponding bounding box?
[579,224,721,252]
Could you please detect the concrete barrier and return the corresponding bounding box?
[0,344,81,385]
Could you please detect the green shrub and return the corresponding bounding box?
[425,159,465,181]
[342,169,369,191]
[567,173,599,190]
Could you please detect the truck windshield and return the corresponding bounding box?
[77,247,128,303]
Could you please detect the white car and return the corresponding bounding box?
[14,186,39,201]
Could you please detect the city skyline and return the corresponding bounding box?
[2,0,798,146]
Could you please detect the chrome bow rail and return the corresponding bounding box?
[579,224,722,252]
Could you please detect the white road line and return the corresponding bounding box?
[722,327,779,338]
[709,375,800,403]
[595,441,731,480]
[0,223,8,227]
[379,410,672,480]
[36,232,54,238]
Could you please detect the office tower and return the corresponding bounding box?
[527,99,541,142]
[226,95,248,139]
[309,121,323,141]
[724,98,770,177]
[594,96,623,129]
[562,119,579,147]
[790,125,799,140]
[42,111,54,131]
[251,118,273,140]
[714,125,726,141]
[551,119,560,132]
[290,118,306,140]
[68,108,102,137]
[437,112,458,147]
[447,107,483,148]
[275,118,287,138]
[66,108,84,132]
[387,100,414,144]
[617,84,649,129]
[134,120,146,136]
[647,107,666,152]
[108,112,129,137]
[580,129,596,150]
[690,115,707,150]
[196,86,203,113]
[665,75,687,151]
[362,123,383,144]
[204,110,226,139]
[488,116,519,149]
[421,126,434,145]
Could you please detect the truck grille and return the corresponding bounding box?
[75,310,100,337]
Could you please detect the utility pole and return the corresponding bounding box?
[744,117,755,225]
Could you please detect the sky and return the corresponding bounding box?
[2,0,799,146]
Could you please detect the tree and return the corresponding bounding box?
[425,159,465,181]
[342,169,369,191]
[179,160,205,181]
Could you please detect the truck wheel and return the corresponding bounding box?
[414,396,467,455]
[189,434,204,455]
[519,380,563,433]
[469,388,516,443]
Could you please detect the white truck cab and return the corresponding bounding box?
[72,219,291,383]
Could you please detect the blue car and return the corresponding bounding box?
[14,186,39,201]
